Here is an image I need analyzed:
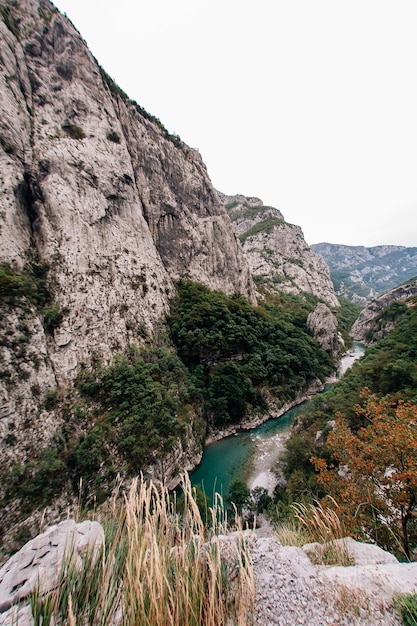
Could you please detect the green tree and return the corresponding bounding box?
[226,478,251,514]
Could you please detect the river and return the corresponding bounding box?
[190,342,365,504]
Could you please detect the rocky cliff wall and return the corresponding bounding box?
[0,0,255,380]
[0,0,255,484]
[351,278,417,344]
[222,194,339,309]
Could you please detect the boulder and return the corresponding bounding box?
[0,520,104,620]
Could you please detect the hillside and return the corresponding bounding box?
[312,242,417,304]
[275,284,417,559]
[0,0,255,493]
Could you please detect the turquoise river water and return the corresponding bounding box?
[190,342,365,504]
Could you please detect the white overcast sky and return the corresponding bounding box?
[52,0,417,247]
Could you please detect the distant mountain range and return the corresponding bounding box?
[312,243,417,305]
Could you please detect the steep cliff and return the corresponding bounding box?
[350,277,417,344]
[0,0,352,549]
[0,0,256,477]
[223,194,339,309]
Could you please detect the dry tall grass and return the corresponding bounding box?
[274,499,353,566]
[30,475,255,625]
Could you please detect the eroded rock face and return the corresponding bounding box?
[0,520,103,623]
[307,302,342,357]
[351,278,417,344]
[0,0,255,380]
[0,0,255,483]
[222,194,339,309]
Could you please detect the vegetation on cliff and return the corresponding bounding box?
[1,280,334,519]
[169,280,334,426]
[28,476,254,626]
[273,294,417,557]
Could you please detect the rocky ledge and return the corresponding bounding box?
[1,519,416,625]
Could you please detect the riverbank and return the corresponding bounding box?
[205,378,324,445]
[191,344,366,501]
[246,431,290,495]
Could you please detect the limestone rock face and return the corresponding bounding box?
[351,278,417,344]
[307,302,341,357]
[222,194,339,309]
[0,0,254,377]
[0,0,255,480]
[0,520,103,622]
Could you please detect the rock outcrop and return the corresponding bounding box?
[0,520,103,624]
[351,278,417,344]
[0,0,254,379]
[223,194,339,309]
[252,527,413,625]
[307,302,342,356]
[2,520,414,626]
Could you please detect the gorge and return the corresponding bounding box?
[0,0,345,546]
[190,342,366,504]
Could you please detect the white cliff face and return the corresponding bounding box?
[0,0,255,485]
[222,194,339,309]
[307,302,341,356]
[0,0,255,381]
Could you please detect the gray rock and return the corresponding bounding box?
[0,0,254,499]
[222,193,340,309]
[351,278,417,343]
[307,302,341,357]
[0,520,103,615]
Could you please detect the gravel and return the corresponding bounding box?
[251,520,403,626]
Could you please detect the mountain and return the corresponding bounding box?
[312,243,417,305]
[224,195,339,309]
[0,0,257,474]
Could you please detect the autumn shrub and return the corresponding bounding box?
[312,392,417,558]
[278,298,417,555]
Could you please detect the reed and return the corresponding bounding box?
[291,499,353,566]
[29,475,255,625]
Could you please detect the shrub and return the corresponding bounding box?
[106,130,120,143]
[61,122,85,139]
[44,389,58,409]
[0,260,50,306]
[238,217,284,244]
[43,304,63,333]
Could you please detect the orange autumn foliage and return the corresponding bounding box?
[312,389,417,558]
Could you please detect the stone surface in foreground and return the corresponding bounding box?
[0,520,103,625]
